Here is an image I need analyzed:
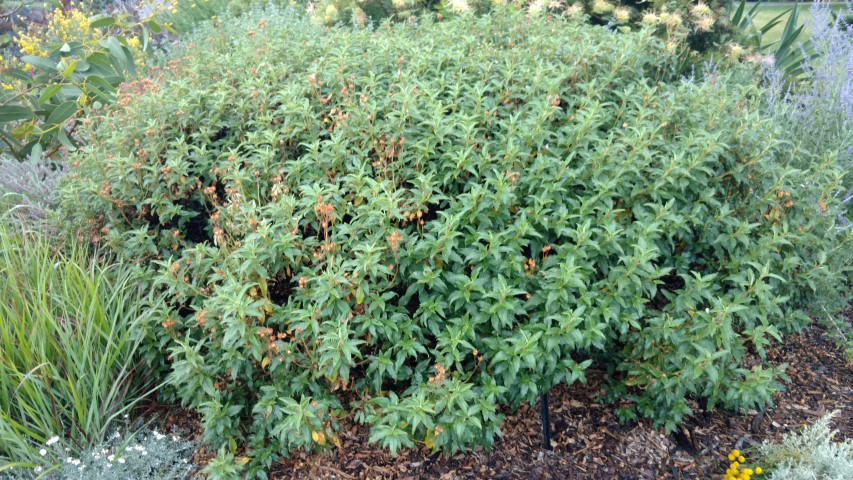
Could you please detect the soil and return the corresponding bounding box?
[147,321,852,480]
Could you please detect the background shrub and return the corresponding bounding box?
[0,215,159,475]
[62,6,851,473]
[763,1,853,357]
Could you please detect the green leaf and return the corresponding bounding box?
[62,60,79,79]
[3,68,32,82]
[84,75,117,102]
[29,143,43,161]
[90,16,117,29]
[46,101,78,125]
[0,106,35,123]
[99,36,136,78]
[21,56,58,73]
[38,85,63,104]
[57,129,77,152]
[142,26,150,53]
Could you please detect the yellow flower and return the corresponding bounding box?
[1,83,14,90]
[755,467,762,475]
[738,456,745,463]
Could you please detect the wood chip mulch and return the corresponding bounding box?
[148,321,852,480]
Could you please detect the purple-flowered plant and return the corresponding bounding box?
[764,1,852,169]
[763,1,853,231]
[0,154,66,223]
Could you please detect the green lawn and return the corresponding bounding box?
[747,2,847,45]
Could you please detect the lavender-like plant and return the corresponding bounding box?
[764,1,853,170]
[0,154,66,224]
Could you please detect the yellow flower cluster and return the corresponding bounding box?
[15,32,48,57]
[48,7,91,43]
[723,449,763,480]
[14,6,91,58]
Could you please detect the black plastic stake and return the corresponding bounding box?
[540,392,551,450]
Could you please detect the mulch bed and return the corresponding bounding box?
[147,322,852,480]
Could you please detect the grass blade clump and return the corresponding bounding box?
[0,217,157,475]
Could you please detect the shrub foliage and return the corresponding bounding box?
[63,7,851,473]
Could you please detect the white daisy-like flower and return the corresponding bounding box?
[71,459,81,466]
[117,458,126,464]
[39,449,47,456]
[46,436,60,446]
[35,467,43,473]
[108,454,115,462]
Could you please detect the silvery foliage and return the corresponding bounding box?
[758,410,853,480]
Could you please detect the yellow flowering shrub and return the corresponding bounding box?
[0,2,172,160]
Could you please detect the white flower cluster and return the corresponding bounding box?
[22,425,197,479]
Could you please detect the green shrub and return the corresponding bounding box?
[0,216,161,475]
[62,6,852,474]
